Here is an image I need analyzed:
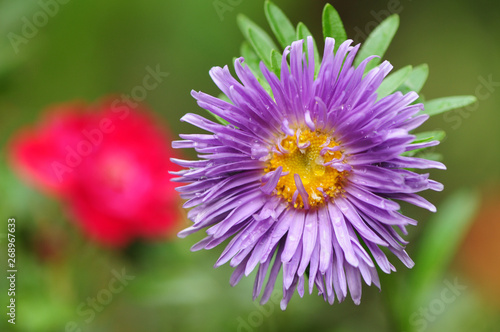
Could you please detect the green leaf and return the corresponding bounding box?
[404,148,442,159]
[414,151,443,161]
[240,41,264,79]
[240,41,273,95]
[398,63,429,94]
[240,42,273,95]
[407,190,479,316]
[264,1,296,49]
[248,28,276,69]
[422,96,477,117]
[354,14,399,72]
[413,130,446,143]
[403,130,446,157]
[270,49,282,77]
[237,14,278,68]
[296,22,321,76]
[322,4,347,51]
[237,14,275,46]
[240,42,261,71]
[376,65,412,99]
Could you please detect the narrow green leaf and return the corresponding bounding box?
[240,42,272,94]
[376,65,412,99]
[237,14,278,68]
[296,22,320,76]
[403,131,446,157]
[354,14,399,72]
[322,4,347,51]
[240,42,264,79]
[413,130,446,143]
[398,64,429,94]
[237,14,276,46]
[270,49,282,77]
[248,28,276,69]
[240,42,260,71]
[413,151,443,161]
[408,190,480,311]
[404,149,444,159]
[422,95,477,117]
[264,1,296,49]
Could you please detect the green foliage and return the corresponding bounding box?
[322,4,347,51]
[415,151,444,162]
[238,2,348,80]
[355,15,400,72]
[239,41,272,94]
[264,1,296,49]
[231,1,478,155]
[376,65,412,100]
[397,64,429,94]
[296,22,320,76]
[413,130,447,144]
[240,41,264,80]
[422,96,477,117]
[403,130,446,157]
[239,17,277,69]
[270,49,282,77]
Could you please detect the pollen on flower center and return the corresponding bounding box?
[265,129,347,209]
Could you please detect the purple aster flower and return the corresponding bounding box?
[172,37,445,309]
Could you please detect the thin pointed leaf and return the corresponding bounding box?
[237,14,277,48]
[398,64,429,94]
[264,1,296,49]
[404,148,444,159]
[237,14,278,68]
[422,96,477,117]
[240,42,272,95]
[270,49,282,77]
[414,151,443,161]
[240,41,265,80]
[413,130,446,143]
[407,190,479,311]
[322,4,347,51]
[376,65,412,100]
[297,22,320,76]
[355,14,399,72]
[248,28,276,69]
[403,130,446,157]
[403,130,446,161]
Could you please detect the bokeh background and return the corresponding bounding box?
[1,0,499,331]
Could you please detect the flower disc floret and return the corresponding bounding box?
[266,129,346,209]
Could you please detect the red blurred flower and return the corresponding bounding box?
[9,100,183,247]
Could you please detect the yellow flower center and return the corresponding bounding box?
[265,129,347,209]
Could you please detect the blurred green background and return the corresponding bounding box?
[0,0,499,331]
